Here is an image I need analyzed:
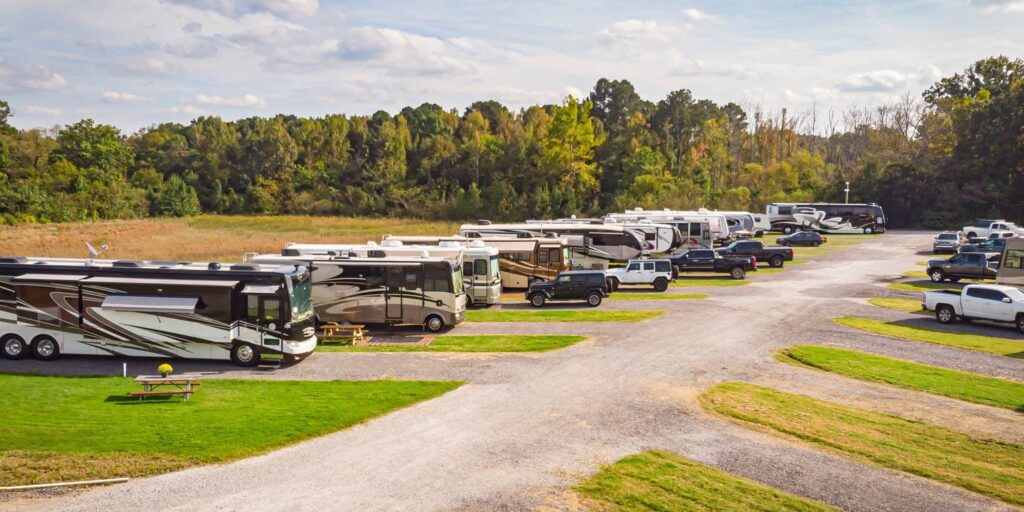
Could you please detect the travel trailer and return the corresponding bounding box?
[280,241,501,306]
[383,235,570,289]
[708,210,772,238]
[529,217,682,254]
[997,238,1024,288]
[0,256,316,366]
[766,203,886,234]
[459,222,645,269]
[608,209,731,244]
[246,252,466,332]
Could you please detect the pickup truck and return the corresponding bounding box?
[925,252,999,282]
[605,259,674,291]
[962,220,1024,239]
[923,284,1024,333]
[716,240,793,268]
[668,249,756,279]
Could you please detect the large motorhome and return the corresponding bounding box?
[605,210,720,249]
[279,241,501,306]
[707,210,772,238]
[766,203,886,234]
[529,218,682,254]
[247,252,466,332]
[0,257,316,366]
[459,222,644,269]
[997,238,1024,288]
[383,235,570,289]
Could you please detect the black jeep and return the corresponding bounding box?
[526,271,609,307]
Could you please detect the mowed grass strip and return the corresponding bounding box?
[610,292,709,301]
[779,345,1024,410]
[834,316,1024,358]
[672,277,749,287]
[318,335,588,352]
[0,375,459,485]
[867,297,927,313]
[889,281,964,293]
[700,382,1024,506]
[574,449,836,512]
[466,309,664,322]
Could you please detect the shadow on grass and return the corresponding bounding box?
[890,316,1024,341]
[105,394,183,405]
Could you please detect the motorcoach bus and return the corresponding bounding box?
[766,202,886,234]
[247,251,467,332]
[383,235,570,289]
[0,257,316,366]
[529,217,682,254]
[460,222,645,269]
[607,209,730,244]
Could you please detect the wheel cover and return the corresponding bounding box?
[532,295,544,306]
[931,272,942,281]
[236,344,255,362]
[428,317,442,330]
[939,309,951,321]
[588,294,600,305]
[36,340,55,357]
[4,339,22,356]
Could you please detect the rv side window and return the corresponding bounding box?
[645,232,656,241]
[463,261,473,278]
[538,250,548,264]
[263,299,281,322]
[1005,250,1024,269]
[473,259,488,276]
[247,295,259,319]
[404,269,420,288]
[548,248,561,263]
[423,265,452,293]
[689,224,701,236]
[778,206,793,215]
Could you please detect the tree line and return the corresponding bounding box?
[1,56,1022,228]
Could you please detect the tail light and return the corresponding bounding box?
[752,257,757,268]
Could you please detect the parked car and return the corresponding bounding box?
[932,231,965,254]
[526,270,609,307]
[668,249,756,279]
[962,219,1024,239]
[605,259,674,292]
[923,284,1024,333]
[959,237,1009,258]
[716,240,794,268]
[776,231,827,247]
[925,252,999,282]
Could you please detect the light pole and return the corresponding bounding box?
[844,181,850,204]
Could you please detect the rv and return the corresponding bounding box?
[608,209,731,244]
[529,218,682,254]
[383,235,570,289]
[766,203,886,234]
[707,210,771,238]
[459,222,645,269]
[280,241,501,306]
[997,238,1024,288]
[0,257,316,366]
[247,252,467,332]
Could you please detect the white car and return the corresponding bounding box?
[962,220,1024,239]
[605,259,674,292]
[923,284,1024,333]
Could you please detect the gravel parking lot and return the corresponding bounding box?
[5,232,1022,512]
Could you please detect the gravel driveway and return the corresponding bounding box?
[5,232,1021,512]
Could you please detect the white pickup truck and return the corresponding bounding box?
[962,220,1024,239]
[923,284,1024,333]
[605,258,674,292]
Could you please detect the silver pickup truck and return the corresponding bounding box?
[922,284,1024,333]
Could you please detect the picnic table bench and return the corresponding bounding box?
[320,322,366,344]
[131,375,202,401]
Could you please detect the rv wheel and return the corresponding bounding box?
[783,226,794,234]
[530,294,546,307]
[231,343,261,367]
[425,315,445,332]
[1,334,28,360]
[586,292,602,307]
[863,227,874,234]
[653,278,669,292]
[31,335,60,361]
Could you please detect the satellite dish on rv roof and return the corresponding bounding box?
[366,241,378,247]
[86,242,109,259]
[440,241,463,248]
[420,250,430,258]
[469,240,485,248]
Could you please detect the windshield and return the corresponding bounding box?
[289,275,314,322]
[938,234,957,240]
[489,256,500,281]
[452,263,465,295]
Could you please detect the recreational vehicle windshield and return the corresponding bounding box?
[529,218,682,253]
[280,241,501,306]
[459,222,644,269]
[382,235,570,289]
[0,257,316,366]
[247,252,467,332]
[766,203,886,234]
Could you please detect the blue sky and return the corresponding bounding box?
[0,0,1021,132]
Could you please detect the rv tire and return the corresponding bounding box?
[31,335,60,361]
[586,292,602,307]
[231,343,261,367]
[783,226,794,234]
[425,315,445,333]
[730,267,746,280]
[1,334,28,360]
[530,294,546,307]
[864,227,874,234]
[653,278,669,292]
[769,255,783,268]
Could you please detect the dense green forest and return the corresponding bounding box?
[1,56,1022,228]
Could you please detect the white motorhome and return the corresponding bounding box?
[0,256,316,366]
[706,210,771,238]
[247,252,467,332]
[997,237,1024,288]
[383,235,570,289]
[280,241,501,306]
[610,208,731,243]
[459,222,645,269]
[530,217,682,254]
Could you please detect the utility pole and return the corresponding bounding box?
[844,181,850,204]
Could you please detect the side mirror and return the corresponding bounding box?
[1003,297,1012,303]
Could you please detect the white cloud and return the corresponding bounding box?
[837,65,942,93]
[101,91,150,103]
[563,86,584,101]
[193,93,268,108]
[0,58,67,92]
[161,0,319,19]
[182,22,203,33]
[682,8,713,22]
[674,59,754,79]
[121,58,176,75]
[19,105,63,116]
[161,105,204,115]
[783,87,841,104]
[969,0,1024,12]
[598,20,680,44]
[334,26,476,75]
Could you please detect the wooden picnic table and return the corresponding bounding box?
[320,322,366,344]
[132,374,202,401]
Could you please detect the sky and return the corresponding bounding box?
[0,0,1022,133]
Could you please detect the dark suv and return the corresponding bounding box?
[527,271,609,307]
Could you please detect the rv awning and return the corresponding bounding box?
[101,295,199,314]
[241,284,280,295]
[13,273,87,282]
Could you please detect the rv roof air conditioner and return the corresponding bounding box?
[366,241,378,247]
[0,256,28,264]
[229,263,261,271]
[477,219,491,225]
[112,260,145,268]
[208,262,222,270]
[469,240,485,248]
[381,240,403,247]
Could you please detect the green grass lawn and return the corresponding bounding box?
[902,270,929,279]
[888,281,964,293]
[779,345,1024,410]
[755,268,786,275]
[867,297,926,313]
[466,309,665,322]
[672,277,750,287]
[318,335,588,352]
[610,292,709,300]
[833,316,1024,358]
[916,261,928,267]
[701,382,1024,507]
[0,375,459,485]
[574,449,835,512]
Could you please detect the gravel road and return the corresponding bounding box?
[5,232,1021,512]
